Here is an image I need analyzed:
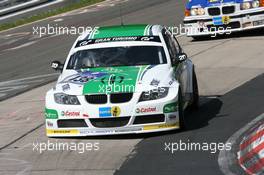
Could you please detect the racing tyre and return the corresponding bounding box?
[190,69,199,110]
[178,88,186,130]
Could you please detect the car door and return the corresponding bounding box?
[162,30,190,101]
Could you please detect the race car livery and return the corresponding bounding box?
[45,24,199,137]
[184,0,264,37]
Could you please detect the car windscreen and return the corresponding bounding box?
[66,46,167,70]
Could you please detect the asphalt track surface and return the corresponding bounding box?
[0,0,264,174]
[115,74,264,175]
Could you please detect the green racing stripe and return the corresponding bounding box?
[91,25,150,39]
[82,66,148,94]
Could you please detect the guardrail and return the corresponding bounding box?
[0,0,50,16]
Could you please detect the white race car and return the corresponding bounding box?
[45,24,199,137]
[184,0,264,38]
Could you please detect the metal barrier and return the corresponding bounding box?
[0,0,50,16]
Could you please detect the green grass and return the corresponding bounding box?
[0,0,105,32]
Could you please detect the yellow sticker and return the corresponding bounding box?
[111,106,121,117]
[222,16,230,25]
[143,123,180,131]
[46,129,79,135]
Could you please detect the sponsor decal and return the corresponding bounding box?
[222,16,230,25]
[135,107,157,114]
[101,75,124,84]
[83,66,141,94]
[253,19,264,26]
[62,84,70,91]
[115,127,142,133]
[45,108,58,119]
[47,121,54,127]
[99,106,121,117]
[79,127,142,135]
[163,102,178,113]
[143,122,179,131]
[168,78,175,85]
[75,36,161,48]
[47,129,79,135]
[111,106,121,117]
[60,66,149,94]
[168,115,177,120]
[61,111,80,117]
[141,36,155,41]
[139,65,157,81]
[99,107,111,117]
[82,114,89,118]
[213,17,223,26]
[150,79,160,87]
[61,70,108,84]
[213,16,230,26]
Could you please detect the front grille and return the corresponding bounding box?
[57,119,88,128]
[222,6,235,14]
[110,93,133,103]
[207,21,241,30]
[85,94,107,104]
[208,7,221,16]
[90,117,130,128]
[133,114,165,125]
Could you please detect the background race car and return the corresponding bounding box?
[184,0,264,38]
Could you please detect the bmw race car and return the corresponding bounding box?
[184,0,264,37]
[45,24,199,137]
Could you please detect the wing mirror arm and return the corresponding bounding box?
[51,61,64,72]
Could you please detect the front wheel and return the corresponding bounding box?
[178,88,185,130]
[190,69,199,110]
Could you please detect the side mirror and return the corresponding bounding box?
[172,53,188,66]
[51,61,64,71]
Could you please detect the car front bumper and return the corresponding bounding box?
[183,7,264,37]
[45,88,180,137]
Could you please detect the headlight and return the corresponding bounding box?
[190,8,198,16]
[54,93,80,105]
[197,8,205,15]
[241,2,251,10]
[190,8,205,16]
[252,1,260,8]
[139,87,169,102]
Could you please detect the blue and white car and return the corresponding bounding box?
[184,0,264,37]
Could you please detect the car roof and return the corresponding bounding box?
[78,24,164,40]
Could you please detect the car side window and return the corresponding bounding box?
[171,35,181,54]
[163,32,176,59]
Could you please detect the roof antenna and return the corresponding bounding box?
[119,3,124,26]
